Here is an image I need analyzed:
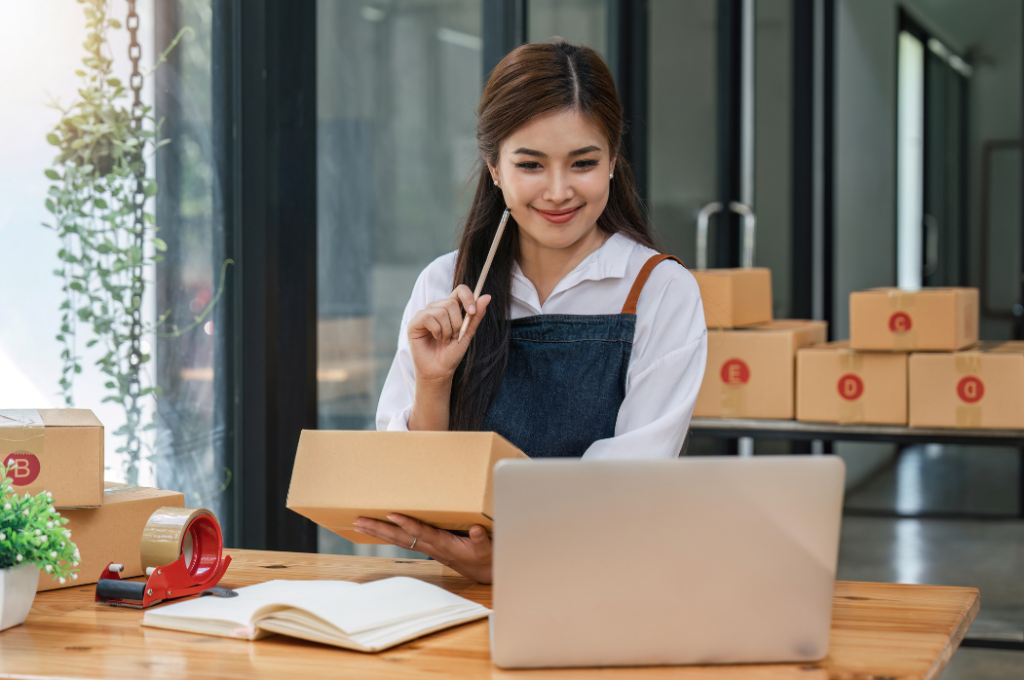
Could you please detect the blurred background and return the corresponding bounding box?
[0,1,1020,675]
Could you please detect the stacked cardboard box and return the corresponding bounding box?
[795,287,979,426]
[1,409,187,592]
[696,321,828,419]
[909,342,1024,429]
[692,266,827,419]
[850,288,978,352]
[38,482,184,592]
[796,342,907,424]
[0,409,104,508]
[690,268,773,329]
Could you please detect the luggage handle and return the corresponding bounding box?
[696,201,757,270]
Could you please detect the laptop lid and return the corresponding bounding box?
[491,456,845,669]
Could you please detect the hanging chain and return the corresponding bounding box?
[125,0,146,482]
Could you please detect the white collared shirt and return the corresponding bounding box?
[376,233,708,459]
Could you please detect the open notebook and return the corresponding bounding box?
[141,577,490,652]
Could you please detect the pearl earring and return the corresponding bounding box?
[609,173,614,179]
[493,179,499,186]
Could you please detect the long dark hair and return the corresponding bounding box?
[449,40,656,431]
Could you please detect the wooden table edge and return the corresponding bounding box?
[923,587,981,680]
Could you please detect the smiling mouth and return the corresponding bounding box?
[533,205,583,224]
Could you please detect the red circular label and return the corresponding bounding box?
[837,374,864,401]
[957,376,984,404]
[889,311,912,333]
[720,359,750,385]
[3,452,41,486]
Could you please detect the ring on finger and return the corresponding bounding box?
[409,537,418,550]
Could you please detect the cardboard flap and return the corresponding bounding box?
[38,409,103,428]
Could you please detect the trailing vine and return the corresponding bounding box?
[42,0,225,485]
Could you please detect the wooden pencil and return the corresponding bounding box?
[458,208,511,344]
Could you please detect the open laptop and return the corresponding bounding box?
[490,456,845,669]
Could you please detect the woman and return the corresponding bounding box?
[355,41,707,583]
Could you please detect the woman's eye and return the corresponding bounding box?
[573,159,599,169]
[515,161,541,170]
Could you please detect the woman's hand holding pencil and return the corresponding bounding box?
[406,285,490,431]
[407,207,509,383]
[407,285,492,384]
[405,208,509,431]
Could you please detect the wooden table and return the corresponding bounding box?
[0,549,978,680]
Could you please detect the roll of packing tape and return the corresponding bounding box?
[140,507,224,585]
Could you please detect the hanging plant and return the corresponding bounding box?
[42,0,228,485]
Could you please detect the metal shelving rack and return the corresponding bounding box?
[689,417,1024,448]
[689,419,1024,519]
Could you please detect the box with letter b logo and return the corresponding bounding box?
[0,409,104,508]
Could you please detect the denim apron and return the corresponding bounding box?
[481,254,683,458]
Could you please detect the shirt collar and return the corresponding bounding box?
[511,233,638,312]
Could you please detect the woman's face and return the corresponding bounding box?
[489,109,613,253]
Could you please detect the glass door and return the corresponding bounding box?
[316,0,483,556]
[648,0,796,458]
[898,16,971,291]
[923,36,969,288]
[647,0,720,265]
[648,0,794,318]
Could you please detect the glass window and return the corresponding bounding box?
[647,0,718,264]
[754,0,793,318]
[528,0,611,59]
[316,0,483,557]
[0,0,232,530]
[151,1,232,519]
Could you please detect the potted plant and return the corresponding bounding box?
[0,463,80,632]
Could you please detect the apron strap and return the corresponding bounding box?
[621,254,685,314]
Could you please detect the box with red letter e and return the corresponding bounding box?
[695,320,827,419]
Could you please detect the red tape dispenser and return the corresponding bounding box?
[96,507,231,609]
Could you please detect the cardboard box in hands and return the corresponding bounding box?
[288,431,529,544]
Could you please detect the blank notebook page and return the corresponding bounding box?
[143,578,486,636]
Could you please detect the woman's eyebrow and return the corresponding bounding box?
[512,147,546,157]
[568,145,601,157]
[510,145,602,158]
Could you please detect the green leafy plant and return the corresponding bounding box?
[0,463,80,583]
[42,0,226,485]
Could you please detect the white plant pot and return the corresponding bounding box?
[0,563,40,632]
